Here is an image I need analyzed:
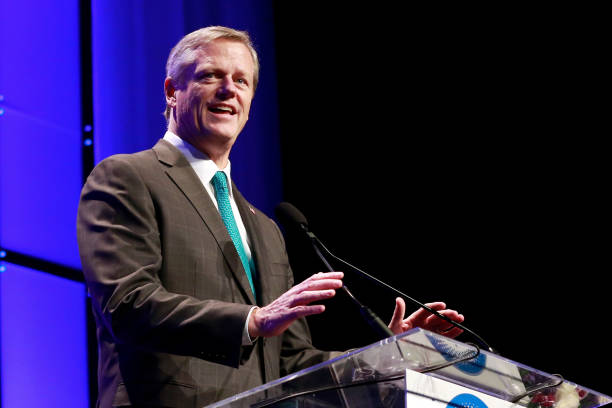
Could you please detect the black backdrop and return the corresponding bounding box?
[272,5,609,395]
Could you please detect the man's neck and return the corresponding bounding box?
[167,126,231,169]
[194,143,230,169]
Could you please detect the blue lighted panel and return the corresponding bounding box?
[0,0,83,269]
[0,262,89,406]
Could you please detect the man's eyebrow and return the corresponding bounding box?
[195,65,217,72]
[194,67,221,76]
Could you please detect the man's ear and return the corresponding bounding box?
[164,77,177,108]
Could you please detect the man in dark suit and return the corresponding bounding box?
[77,26,464,407]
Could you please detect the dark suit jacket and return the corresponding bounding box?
[77,140,331,407]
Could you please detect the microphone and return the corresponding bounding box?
[275,203,394,340]
[275,201,308,227]
[275,202,495,353]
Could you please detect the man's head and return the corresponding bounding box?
[164,26,259,121]
[164,26,258,164]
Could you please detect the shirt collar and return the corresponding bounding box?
[163,131,233,197]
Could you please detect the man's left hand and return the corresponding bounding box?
[388,297,464,338]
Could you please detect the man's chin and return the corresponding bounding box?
[204,130,240,148]
[207,124,241,141]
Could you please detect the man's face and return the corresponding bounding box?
[171,39,255,153]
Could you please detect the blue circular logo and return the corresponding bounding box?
[426,333,486,375]
[447,393,488,408]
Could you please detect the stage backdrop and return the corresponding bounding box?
[0,0,88,406]
[0,1,280,406]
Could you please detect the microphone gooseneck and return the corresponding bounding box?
[274,202,496,354]
[275,203,394,340]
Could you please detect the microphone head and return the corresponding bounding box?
[275,202,309,229]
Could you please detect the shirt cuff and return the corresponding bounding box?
[242,306,259,346]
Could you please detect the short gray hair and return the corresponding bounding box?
[164,26,259,120]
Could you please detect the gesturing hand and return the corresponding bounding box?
[248,272,344,338]
[388,297,464,338]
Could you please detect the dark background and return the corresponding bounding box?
[273,5,608,394]
[1,3,606,406]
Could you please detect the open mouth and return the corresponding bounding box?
[208,105,236,115]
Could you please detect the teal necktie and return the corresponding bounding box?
[211,171,256,297]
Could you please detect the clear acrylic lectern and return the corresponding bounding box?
[206,328,611,407]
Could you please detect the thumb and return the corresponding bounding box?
[388,297,406,331]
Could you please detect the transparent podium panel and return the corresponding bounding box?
[206,328,612,408]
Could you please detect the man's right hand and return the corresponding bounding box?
[248,272,344,338]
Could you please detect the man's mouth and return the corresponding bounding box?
[208,105,236,115]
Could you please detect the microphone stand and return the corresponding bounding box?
[302,225,395,340]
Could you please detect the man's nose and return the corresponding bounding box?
[216,76,236,98]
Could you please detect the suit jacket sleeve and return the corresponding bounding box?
[77,154,252,368]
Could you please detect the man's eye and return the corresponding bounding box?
[236,78,248,86]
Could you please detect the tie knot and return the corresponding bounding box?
[212,171,228,193]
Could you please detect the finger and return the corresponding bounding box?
[286,273,342,296]
[404,302,447,325]
[423,302,447,312]
[424,311,464,332]
[290,289,337,306]
[308,272,344,281]
[424,309,463,324]
[289,304,326,319]
[294,277,344,293]
[388,297,406,331]
[440,326,464,339]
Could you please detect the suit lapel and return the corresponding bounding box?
[152,140,256,305]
